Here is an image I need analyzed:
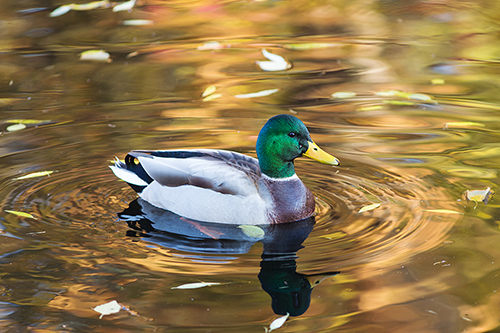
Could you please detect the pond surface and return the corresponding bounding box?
[2,0,500,332]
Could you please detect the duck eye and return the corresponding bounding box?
[288,132,296,138]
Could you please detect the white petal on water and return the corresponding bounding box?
[268,313,289,332]
[256,49,290,71]
[171,282,223,289]
[50,5,72,17]
[93,300,122,319]
[234,88,279,99]
[113,0,136,12]
[331,91,356,99]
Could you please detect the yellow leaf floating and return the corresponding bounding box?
[358,203,381,213]
[284,43,334,50]
[202,93,223,102]
[320,232,345,240]
[424,209,464,215]
[357,105,383,111]
[6,124,26,132]
[13,171,53,180]
[238,225,265,238]
[93,300,121,319]
[431,78,445,85]
[331,91,356,99]
[72,0,108,11]
[202,85,218,97]
[444,122,485,129]
[171,282,223,290]
[5,119,50,124]
[80,50,111,62]
[5,210,37,219]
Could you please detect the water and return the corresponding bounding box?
[1,1,500,332]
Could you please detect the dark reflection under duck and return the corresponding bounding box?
[118,198,339,316]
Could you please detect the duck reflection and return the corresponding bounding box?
[118,198,339,316]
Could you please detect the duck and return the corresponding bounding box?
[110,114,340,224]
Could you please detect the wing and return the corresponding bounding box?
[127,149,262,196]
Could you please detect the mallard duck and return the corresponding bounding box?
[110,114,339,224]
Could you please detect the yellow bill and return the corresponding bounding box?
[304,141,340,166]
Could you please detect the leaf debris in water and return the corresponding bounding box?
[444,122,485,129]
[113,0,136,12]
[331,91,356,99]
[5,119,50,124]
[202,85,218,97]
[235,89,279,99]
[424,209,464,215]
[6,124,26,132]
[358,203,381,213]
[49,5,72,17]
[14,171,53,180]
[80,50,111,62]
[93,300,122,319]
[5,210,37,219]
[320,232,345,240]
[171,282,224,290]
[122,19,154,26]
[238,225,265,238]
[266,313,289,332]
[431,78,445,85]
[465,187,494,207]
[256,49,291,71]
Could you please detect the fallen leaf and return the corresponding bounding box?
[122,19,154,26]
[256,49,291,71]
[6,124,26,132]
[93,300,121,319]
[424,209,464,215]
[235,88,279,99]
[375,90,406,98]
[465,187,494,207]
[171,282,224,290]
[383,100,415,106]
[431,78,445,85]
[444,122,485,129]
[357,105,383,111]
[320,232,345,240]
[283,43,334,50]
[71,1,108,11]
[202,93,223,102]
[238,225,265,238]
[358,203,381,213]
[113,0,136,12]
[13,171,54,180]
[197,41,224,50]
[202,85,218,97]
[50,5,72,17]
[408,93,433,102]
[5,119,50,124]
[80,50,110,62]
[267,313,289,332]
[331,91,356,99]
[5,210,37,219]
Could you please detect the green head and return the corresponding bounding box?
[256,115,340,178]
